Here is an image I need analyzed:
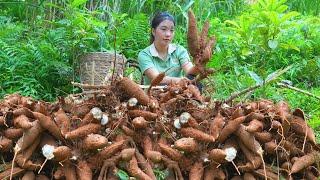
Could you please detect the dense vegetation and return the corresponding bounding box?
[0,0,319,129]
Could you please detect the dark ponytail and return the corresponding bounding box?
[150,12,175,44]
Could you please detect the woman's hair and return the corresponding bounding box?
[150,12,175,43]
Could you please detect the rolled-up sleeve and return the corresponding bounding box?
[177,45,191,65]
[138,51,154,74]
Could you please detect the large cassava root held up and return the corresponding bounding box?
[187,9,216,82]
[0,77,320,179]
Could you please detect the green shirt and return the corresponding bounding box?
[138,43,191,85]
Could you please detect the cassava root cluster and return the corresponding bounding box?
[0,77,319,180]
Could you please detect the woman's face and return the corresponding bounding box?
[152,19,175,47]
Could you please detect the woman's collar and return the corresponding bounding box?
[150,43,177,58]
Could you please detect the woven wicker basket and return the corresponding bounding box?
[79,52,126,85]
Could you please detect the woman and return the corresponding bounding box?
[138,12,198,85]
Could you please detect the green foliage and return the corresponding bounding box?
[153,168,169,180]
[116,169,129,180]
[117,14,150,58]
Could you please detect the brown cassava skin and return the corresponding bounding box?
[132,116,149,129]
[146,150,162,163]
[187,10,199,57]
[217,116,245,143]
[54,108,71,135]
[19,96,34,109]
[204,163,225,180]
[4,93,21,105]
[189,161,204,180]
[291,151,320,174]
[65,123,101,140]
[0,136,13,152]
[281,140,303,156]
[121,148,136,161]
[201,37,216,64]
[36,175,50,180]
[180,127,215,142]
[238,140,262,172]
[208,149,226,163]
[264,141,277,155]
[158,143,183,161]
[0,116,4,126]
[13,114,32,129]
[143,136,153,153]
[15,157,41,171]
[231,107,245,119]
[209,112,225,139]
[281,161,292,171]
[15,136,41,169]
[21,171,36,180]
[13,107,35,119]
[127,156,153,180]
[71,104,91,118]
[254,131,273,143]
[0,167,25,179]
[63,161,77,180]
[33,112,64,141]
[117,77,156,107]
[32,101,49,116]
[199,21,210,50]
[276,101,291,135]
[80,112,99,126]
[128,110,158,121]
[76,160,93,180]
[174,137,198,152]
[82,134,108,150]
[53,146,72,162]
[243,173,256,180]
[253,168,278,180]
[89,139,127,167]
[245,119,264,133]
[121,125,135,137]
[290,116,316,144]
[3,128,23,140]
[98,156,119,180]
[187,84,204,102]
[244,112,264,122]
[135,151,157,180]
[148,72,165,96]
[16,120,43,152]
[235,124,262,155]
[53,166,64,179]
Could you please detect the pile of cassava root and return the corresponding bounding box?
[0,76,319,180]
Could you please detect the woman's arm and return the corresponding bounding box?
[181,61,199,75]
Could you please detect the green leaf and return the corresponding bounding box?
[280,11,300,22]
[280,43,300,52]
[268,39,278,49]
[225,20,240,29]
[265,65,292,82]
[71,0,87,8]
[276,5,288,13]
[183,0,195,12]
[116,169,129,180]
[246,69,263,85]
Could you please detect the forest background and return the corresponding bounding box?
[0,0,319,137]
